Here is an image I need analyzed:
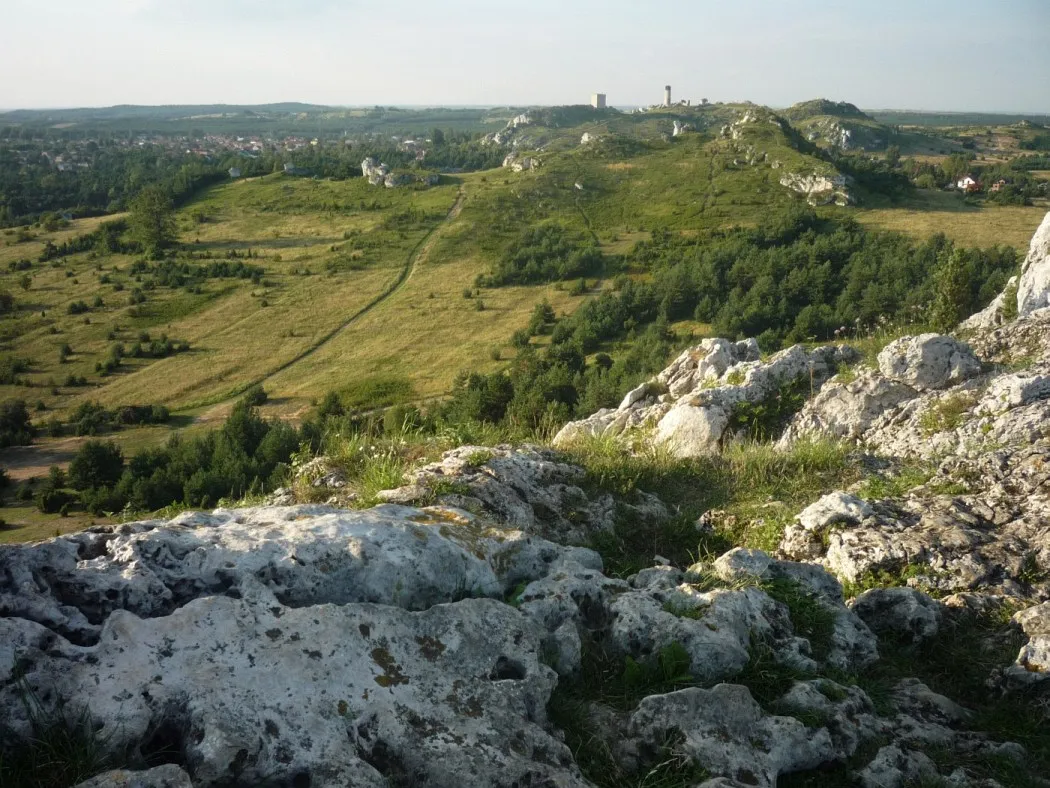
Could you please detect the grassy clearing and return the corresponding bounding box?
[854,189,1047,249]
[0,504,108,544]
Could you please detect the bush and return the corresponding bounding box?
[242,385,268,407]
[36,488,76,514]
[0,357,31,385]
[69,402,112,436]
[0,400,34,448]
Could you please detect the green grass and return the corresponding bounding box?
[918,391,977,436]
[563,436,859,576]
[854,461,936,500]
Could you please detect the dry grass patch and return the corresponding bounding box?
[857,191,1047,249]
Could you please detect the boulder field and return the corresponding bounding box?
[3,212,1050,787]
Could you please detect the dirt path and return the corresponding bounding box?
[3,437,86,481]
[193,187,467,424]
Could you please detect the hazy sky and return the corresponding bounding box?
[3,0,1048,112]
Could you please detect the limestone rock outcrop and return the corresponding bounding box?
[502,153,540,172]
[961,210,1050,328]
[554,338,857,458]
[1017,209,1050,317]
[374,444,667,545]
[1,506,925,788]
[779,172,853,206]
[876,333,982,392]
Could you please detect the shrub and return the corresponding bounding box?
[0,400,34,448]
[36,488,76,514]
[242,385,268,407]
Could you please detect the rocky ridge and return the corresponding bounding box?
[3,214,1050,787]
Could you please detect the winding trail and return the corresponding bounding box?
[194,186,467,419]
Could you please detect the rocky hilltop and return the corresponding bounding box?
[2,214,1050,788]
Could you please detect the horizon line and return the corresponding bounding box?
[1,101,1049,117]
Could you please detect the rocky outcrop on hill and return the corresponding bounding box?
[10,494,1025,788]
[361,156,389,185]
[502,153,541,172]
[554,338,858,457]
[672,120,694,137]
[779,327,1050,462]
[373,444,667,545]
[360,157,437,188]
[1018,209,1050,316]
[482,113,533,147]
[779,172,853,206]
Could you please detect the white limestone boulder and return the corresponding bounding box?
[877,334,981,392]
[1017,210,1050,317]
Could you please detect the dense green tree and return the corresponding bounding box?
[128,185,177,256]
[930,249,970,332]
[68,440,125,490]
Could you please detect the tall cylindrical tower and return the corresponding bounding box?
[664,85,672,107]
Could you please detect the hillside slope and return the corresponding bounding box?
[3,214,1049,788]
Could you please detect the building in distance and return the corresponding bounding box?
[591,93,607,109]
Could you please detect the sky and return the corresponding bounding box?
[2,0,1048,112]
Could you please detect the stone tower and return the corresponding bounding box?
[664,85,672,107]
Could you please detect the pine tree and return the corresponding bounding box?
[930,248,969,332]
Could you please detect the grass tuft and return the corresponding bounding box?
[0,682,114,788]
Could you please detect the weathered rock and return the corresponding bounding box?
[609,583,814,681]
[1005,602,1050,688]
[556,338,857,456]
[361,157,389,186]
[852,588,943,645]
[976,365,1050,415]
[968,308,1050,365]
[1017,210,1050,317]
[625,684,837,787]
[780,442,1050,600]
[0,502,601,647]
[6,592,586,788]
[798,492,874,532]
[779,369,918,444]
[708,548,880,671]
[373,444,666,544]
[960,275,1017,331]
[877,334,982,392]
[779,172,852,206]
[652,402,729,458]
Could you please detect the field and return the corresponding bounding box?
[854,189,1047,249]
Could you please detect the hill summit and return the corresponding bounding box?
[782,98,874,122]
